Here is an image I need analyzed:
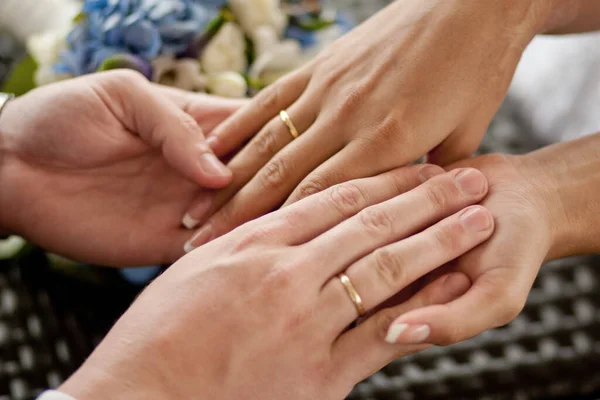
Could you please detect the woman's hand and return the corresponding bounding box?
[59,165,494,400]
[181,0,553,247]
[381,135,600,346]
[0,71,245,266]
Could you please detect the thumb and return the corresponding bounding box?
[102,71,232,189]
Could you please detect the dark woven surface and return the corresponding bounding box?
[1,28,600,400]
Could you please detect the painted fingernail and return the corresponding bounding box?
[460,206,492,232]
[385,322,430,345]
[182,213,200,229]
[418,165,443,182]
[181,195,213,229]
[454,168,486,195]
[206,136,219,150]
[199,153,230,178]
[183,224,214,252]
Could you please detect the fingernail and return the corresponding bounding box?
[182,195,213,229]
[183,224,213,252]
[182,213,200,229]
[385,322,430,345]
[183,241,196,253]
[454,168,486,195]
[199,153,230,178]
[418,165,443,182]
[206,136,218,150]
[460,206,492,232]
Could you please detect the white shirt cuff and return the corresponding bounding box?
[37,390,79,400]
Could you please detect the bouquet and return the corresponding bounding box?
[7,0,352,98]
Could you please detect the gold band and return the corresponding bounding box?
[338,273,366,317]
[279,110,300,139]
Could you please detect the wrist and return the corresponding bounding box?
[516,134,600,260]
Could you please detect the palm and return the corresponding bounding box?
[5,74,244,266]
[449,155,551,322]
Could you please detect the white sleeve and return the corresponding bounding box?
[37,390,79,400]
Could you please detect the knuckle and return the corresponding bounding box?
[260,157,290,190]
[297,178,328,199]
[252,123,280,157]
[328,183,367,216]
[179,114,201,135]
[357,206,394,235]
[373,247,407,290]
[255,84,280,111]
[233,226,275,251]
[433,222,465,254]
[372,116,403,143]
[424,178,460,212]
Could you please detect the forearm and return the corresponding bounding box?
[520,133,600,259]
[539,0,600,34]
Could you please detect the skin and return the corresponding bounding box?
[0,70,246,266]
[385,133,600,346]
[181,0,553,244]
[181,0,600,250]
[59,166,495,400]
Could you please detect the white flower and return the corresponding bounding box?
[207,72,248,98]
[229,0,287,37]
[200,22,247,74]
[27,28,72,86]
[249,26,304,86]
[152,56,207,92]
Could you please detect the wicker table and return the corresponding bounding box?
[1,5,600,398]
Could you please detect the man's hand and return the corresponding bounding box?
[0,71,245,266]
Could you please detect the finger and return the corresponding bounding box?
[332,272,471,384]
[383,240,541,347]
[320,205,494,330]
[102,71,232,188]
[303,168,489,279]
[207,69,312,157]
[284,139,400,206]
[426,127,484,167]
[183,120,344,249]
[182,96,318,229]
[183,164,444,252]
[155,85,248,137]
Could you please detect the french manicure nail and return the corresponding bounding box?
[199,153,230,178]
[183,241,196,253]
[418,165,443,182]
[182,213,200,229]
[183,224,214,252]
[385,322,430,345]
[460,206,492,233]
[183,195,213,228]
[454,168,485,195]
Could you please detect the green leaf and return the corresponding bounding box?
[296,17,335,31]
[1,55,38,96]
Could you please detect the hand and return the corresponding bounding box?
[0,71,245,266]
[58,165,494,400]
[181,0,552,249]
[380,153,570,346]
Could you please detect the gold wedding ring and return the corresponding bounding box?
[338,273,366,317]
[279,110,300,140]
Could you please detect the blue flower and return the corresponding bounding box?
[56,0,224,76]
